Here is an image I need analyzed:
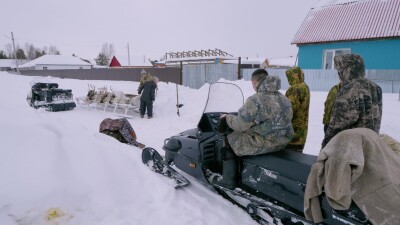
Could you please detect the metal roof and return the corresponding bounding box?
[19,55,92,68]
[292,0,400,45]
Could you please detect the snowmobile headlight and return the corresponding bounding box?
[163,138,181,152]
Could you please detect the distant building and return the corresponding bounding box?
[0,59,28,71]
[224,57,296,69]
[18,55,92,70]
[264,57,297,69]
[292,0,400,70]
[150,49,236,67]
[109,56,122,67]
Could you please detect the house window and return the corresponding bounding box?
[323,49,351,69]
[43,67,48,70]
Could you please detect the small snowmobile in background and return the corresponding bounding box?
[27,82,76,111]
[142,82,371,225]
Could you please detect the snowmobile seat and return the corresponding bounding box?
[242,149,316,184]
[48,83,58,89]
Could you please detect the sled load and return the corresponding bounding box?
[99,118,145,149]
[27,82,76,111]
[76,84,140,117]
[142,82,374,225]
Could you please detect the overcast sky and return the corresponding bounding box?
[1,0,318,65]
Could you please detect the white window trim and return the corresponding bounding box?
[323,48,351,70]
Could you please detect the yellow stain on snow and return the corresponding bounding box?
[45,208,70,225]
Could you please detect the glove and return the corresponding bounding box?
[218,116,229,133]
[138,90,141,94]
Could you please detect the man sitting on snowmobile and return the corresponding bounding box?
[214,68,294,189]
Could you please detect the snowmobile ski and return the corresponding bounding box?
[141,147,189,188]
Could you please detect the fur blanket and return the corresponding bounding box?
[304,128,400,224]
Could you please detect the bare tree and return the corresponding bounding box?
[25,43,37,60]
[48,45,60,55]
[101,43,115,63]
[42,46,48,54]
[16,48,26,59]
[4,44,13,58]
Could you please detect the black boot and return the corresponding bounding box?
[213,148,237,190]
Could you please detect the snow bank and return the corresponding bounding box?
[0,71,399,224]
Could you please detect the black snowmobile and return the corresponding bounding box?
[142,82,371,225]
[27,82,76,111]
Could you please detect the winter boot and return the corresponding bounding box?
[212,148,237,190]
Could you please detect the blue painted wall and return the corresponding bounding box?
[298,39,400,69]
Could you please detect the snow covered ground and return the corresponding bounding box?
[0,71,399,225]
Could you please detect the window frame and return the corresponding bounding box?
[323,48,351,70]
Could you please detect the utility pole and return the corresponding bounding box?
[11,32,20,74]
[237,57,241,80]
[127,43,131,67]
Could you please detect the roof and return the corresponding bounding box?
[292,0,400,45]
[223,56,296,67]
[0,59,28,68]
[19,55,92,68]
[268,57,296,67]
[109,56,122,67]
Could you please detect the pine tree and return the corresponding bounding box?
[0,50,7,59]
[95,53,109,66]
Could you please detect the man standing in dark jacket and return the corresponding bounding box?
[321,54,382,148]
[138,73,157,119]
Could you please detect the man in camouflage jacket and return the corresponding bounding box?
[214,69,294,189]
[285,67,310,151]
[321,54,382,148]
[225,70,294,156]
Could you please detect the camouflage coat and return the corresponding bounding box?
[322,83,341,127]
[321,54,382,148]
[285,67,310,146]
[226,76,294,156]
[99,118,145,148]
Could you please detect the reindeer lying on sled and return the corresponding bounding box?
[76,84,140,117]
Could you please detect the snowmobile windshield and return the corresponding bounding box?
[203,82,244,114]
[29,77,52,86]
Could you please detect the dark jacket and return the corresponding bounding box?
[226,76,294,156]
[321,54,382,148]
[285,67,310,146]
[138,80,157,102]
